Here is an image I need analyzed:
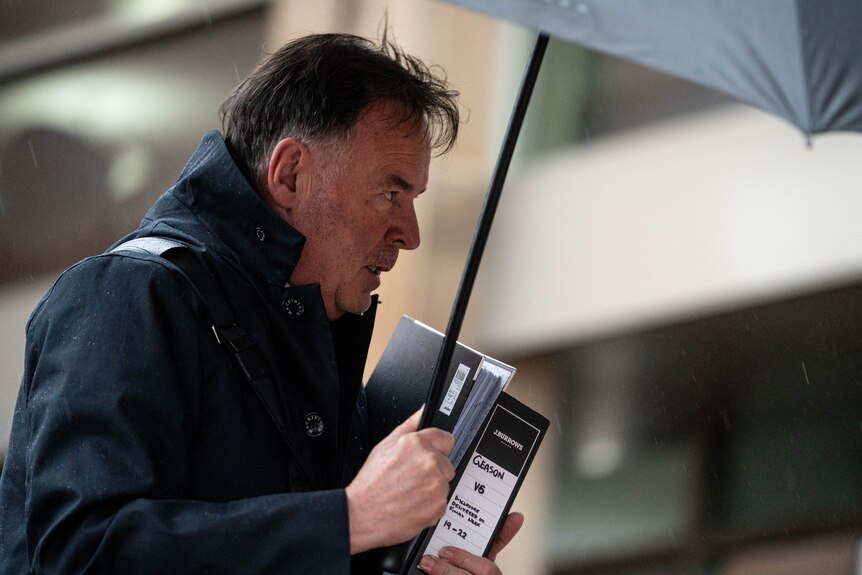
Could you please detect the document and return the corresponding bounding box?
[405,392,548,572]
[366,316,549,574]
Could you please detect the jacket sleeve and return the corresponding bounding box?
[21,254,352,574]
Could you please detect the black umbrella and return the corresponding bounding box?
[420,0,862,435]
[392,1,862,571]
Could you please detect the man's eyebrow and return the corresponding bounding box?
[388,174,425,195]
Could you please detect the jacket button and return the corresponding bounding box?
[255,227,266,241]
[282,298,304,317]
[304,412,324,437]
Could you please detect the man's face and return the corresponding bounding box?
[286,102,431,320]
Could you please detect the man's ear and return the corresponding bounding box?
[266,138,307,211]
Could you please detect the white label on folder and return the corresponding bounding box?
[440,363,471,415]
[424,405,541,558]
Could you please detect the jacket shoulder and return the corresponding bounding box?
[27,249,205,337]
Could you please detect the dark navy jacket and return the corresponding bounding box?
[0,132,378,574]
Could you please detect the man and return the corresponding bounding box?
[0,33,522,574]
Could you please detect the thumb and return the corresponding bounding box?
[388,406,424,439]
[488,512,524,561]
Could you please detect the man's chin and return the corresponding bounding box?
[332,294,373,319]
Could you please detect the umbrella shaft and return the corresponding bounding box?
[419,32,550,430]
[377,32,550,575]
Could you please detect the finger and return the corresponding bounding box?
[488,512,524,561]
[388,406,424,439]
[428,454,456,484]
[418,552,471,575]
[424,548,500,575]
[416,427,455,455]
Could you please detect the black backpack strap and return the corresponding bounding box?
[162,247,271,385]
[111,238,261,374]
[110,237,312,489]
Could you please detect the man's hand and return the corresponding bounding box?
[417,512,524,575]
[346,408,455,554]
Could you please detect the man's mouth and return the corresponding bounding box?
[366,251,398,278]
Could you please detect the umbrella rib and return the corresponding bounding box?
[790,0,813,140]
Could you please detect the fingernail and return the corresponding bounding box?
[438,547,454,560]
[419,555,436,572]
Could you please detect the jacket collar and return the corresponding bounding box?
[151,131,304,289]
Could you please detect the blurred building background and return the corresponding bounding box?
[1,1,861,574]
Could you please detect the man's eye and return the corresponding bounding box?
[383,191,395,202]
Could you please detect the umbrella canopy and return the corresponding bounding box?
[443,0,862,138]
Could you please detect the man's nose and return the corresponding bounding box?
[387,204,421,250]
